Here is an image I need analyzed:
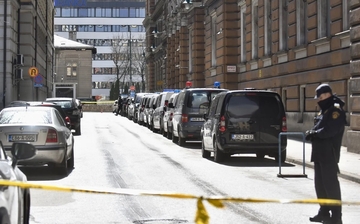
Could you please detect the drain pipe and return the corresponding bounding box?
[2,0,7,108]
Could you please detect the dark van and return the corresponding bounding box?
[171,88,227,146]
[201,90,287,163]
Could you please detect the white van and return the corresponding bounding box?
[152,92,175,133]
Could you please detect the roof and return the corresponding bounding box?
[54,35,97,54]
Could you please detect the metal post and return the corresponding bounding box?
[277,132,307,178]
[129,26,132,86]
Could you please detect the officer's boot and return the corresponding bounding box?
[309,208,330,223]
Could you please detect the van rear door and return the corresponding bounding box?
[224,92,284,144]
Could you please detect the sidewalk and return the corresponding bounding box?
[285,138,360,184]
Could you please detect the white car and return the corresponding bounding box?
[162,93,179,139]
[0,106,74,175]
[0,141,36,224]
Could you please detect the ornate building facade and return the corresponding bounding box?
[144,0,360,152]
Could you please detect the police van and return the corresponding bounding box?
[171,81,227,146]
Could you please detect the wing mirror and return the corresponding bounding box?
[168,103,174,108]
[152,105,156,110]
[11,142,37,168]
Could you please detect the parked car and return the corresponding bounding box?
[152,92,175,133]
[112,100,118,113]
[137,94,153,125]
[0,141,36,224]
[45,97,82,135]
[76,99,83,118]
[146,94,160,130]
[143,94,157,127]
[162,93,179,139]
[201,89,287,163]
[129,93,149,123]
[0,106,75,174]
[171,87,227,146]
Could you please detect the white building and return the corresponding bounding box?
[54,0,146,99]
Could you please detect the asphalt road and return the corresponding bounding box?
[22,112,360,224]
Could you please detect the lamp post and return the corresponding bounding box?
[129,25,132,86]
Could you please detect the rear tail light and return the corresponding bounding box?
[219,116,226,132]
[181,114,188,123]
[169,112,174,121]
[282,116,287,132]
[46,129,58,143]
[65,116,71,124]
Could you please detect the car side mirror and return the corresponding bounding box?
[11,142,37,168]
[168,103,174,108]
[153,105,156,110]
[78,105,82,109]
[163,106,167,112]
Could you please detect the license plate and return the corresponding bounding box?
[190,117,204,122]
[9,134,36,142]
[232,134,254,140]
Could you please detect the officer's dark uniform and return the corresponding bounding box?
[115,95,123,115]
[306,84,346,224]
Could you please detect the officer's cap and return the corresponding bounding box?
[315,84,332,99]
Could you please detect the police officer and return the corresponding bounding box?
[115,94,123,116]
[306,84,346,224]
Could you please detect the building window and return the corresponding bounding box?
[279,0,288,51]
[211,14,217,67]
[240,4,246,62]
[343,0,349,30]
[252,0,259,59]
[264,0,271,55]
[72,63,77,76]
[189,29,193,73]
[67,63,77,76]
[296,0,306,45]
[317,0,329,38]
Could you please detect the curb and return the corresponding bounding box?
[287,157,360,184]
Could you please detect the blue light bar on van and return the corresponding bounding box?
[163,89,175,92]
[214,81,221,88]
[174,89,181,93]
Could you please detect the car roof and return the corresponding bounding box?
[46,97,74,101]
[2,105,55,112]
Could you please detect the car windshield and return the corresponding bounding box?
[186,91,221,113]
[0,109,52,124]
[48,101,72,109]
[225,93,281,118]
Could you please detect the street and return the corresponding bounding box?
[22,112,360,224]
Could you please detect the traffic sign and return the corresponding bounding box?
[34,75,43,88]
[28,67,39,77]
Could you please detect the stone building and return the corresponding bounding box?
[54,35,96,99]
[0,0,55,108]
[143,0,360,151]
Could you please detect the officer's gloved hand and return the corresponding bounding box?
[305,130,317,141]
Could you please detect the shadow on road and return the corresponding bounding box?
[219,156,295,167]
[19,166,74,181]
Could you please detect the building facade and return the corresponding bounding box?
[54,0,147,99]
[54,35,96,99]
[0,0,54,108]
[144,0,360,151]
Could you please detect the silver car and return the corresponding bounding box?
[0,106,74,175]
[162,93,179,139]
[0,141,36,224]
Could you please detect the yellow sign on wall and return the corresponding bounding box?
[28,67,39,77]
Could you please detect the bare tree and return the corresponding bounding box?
[111,35,130,97]
[131,40,146,92]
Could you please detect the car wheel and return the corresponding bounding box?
[274,150,287,163]
[178,136,186,146]
[256,152,265,159]
[56,151,68,175]
[172,130,178,143]
[23,189,30,224]
[75,124,81,136]
[167,125,172,139]
[202,140,211,159]
[67,144,74,169]
[0,208,10,224]
[213,140,224,163]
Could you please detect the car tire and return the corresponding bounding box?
[75,124,81,136]
[274,150,287,163]
[167,125,172,139]
[67,144,74,169]
[0,208,10,224]
[202,140,211,159]
[172,130,178,143]
[178,136,186,146]
[213,140,224,163]
[56,151,68,175]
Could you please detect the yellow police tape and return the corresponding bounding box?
[0,179,359,224]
